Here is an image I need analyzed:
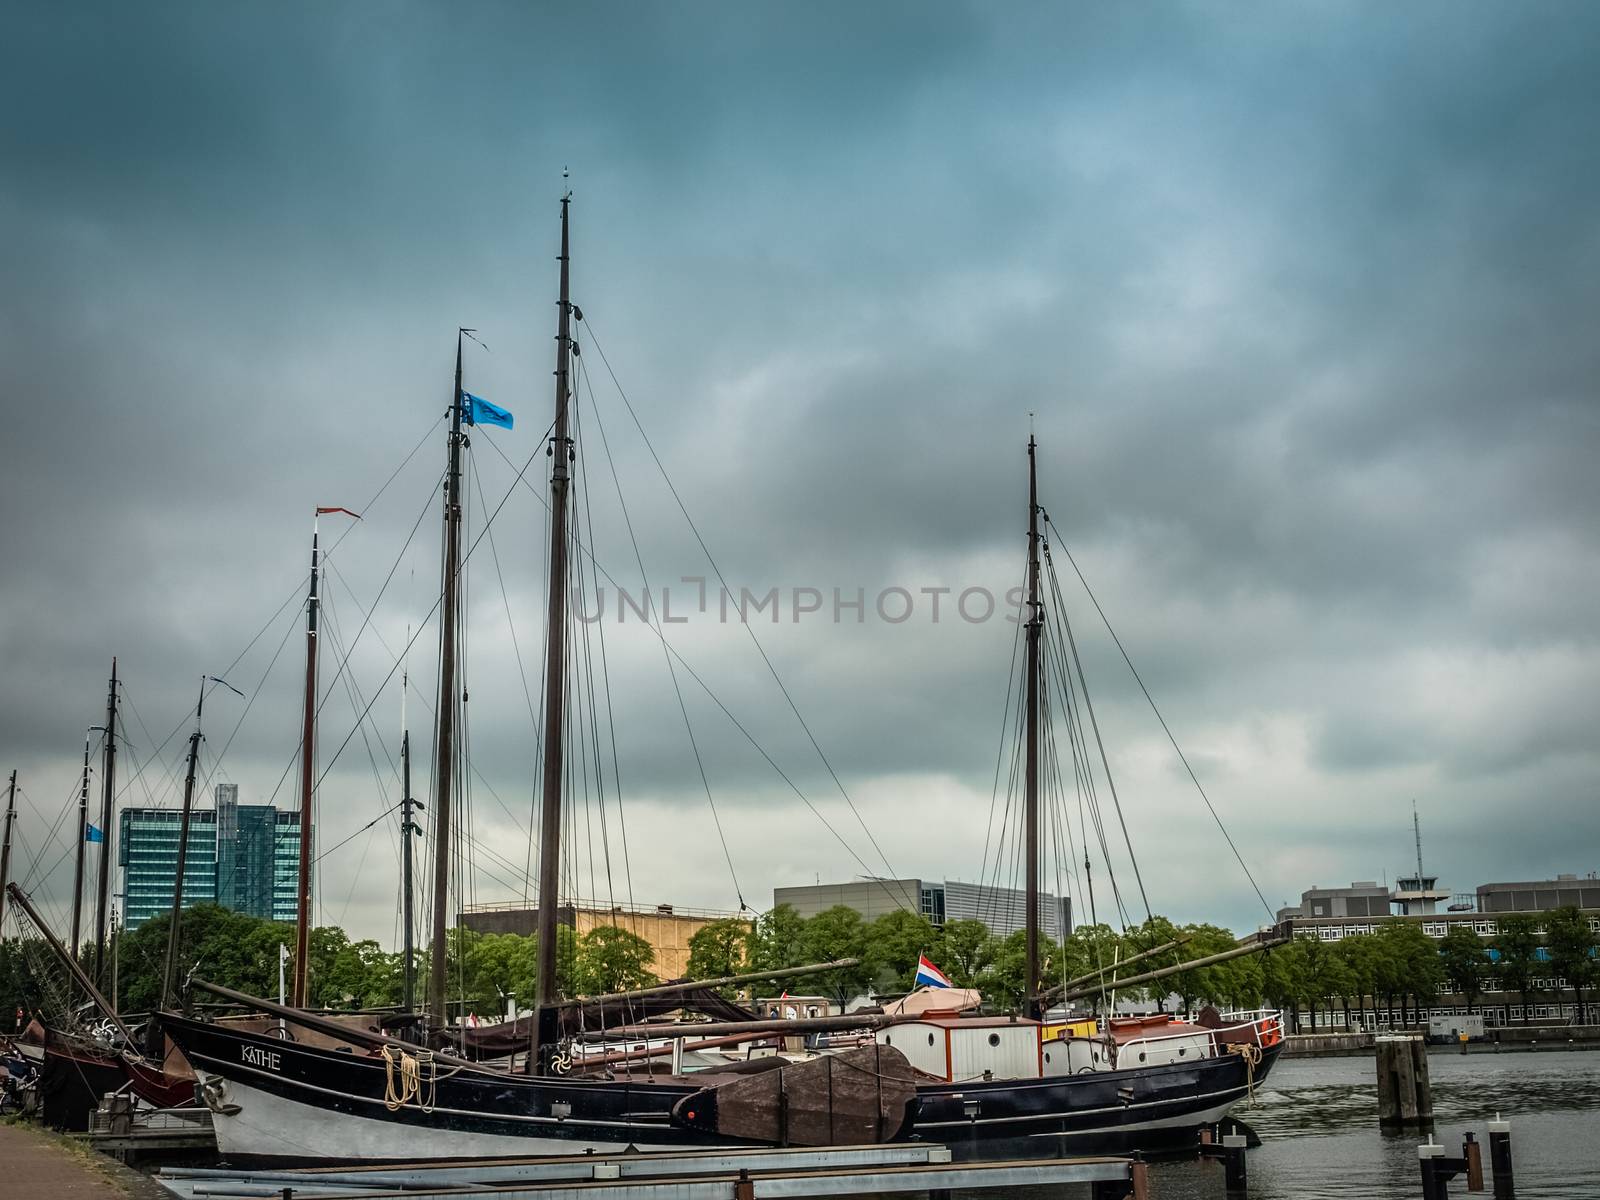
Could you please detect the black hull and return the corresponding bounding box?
[915,1044,1281,1158]
[163,1014,1278,1163]
[164,1015,718,1161]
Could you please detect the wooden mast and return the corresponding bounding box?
[0,771,16,939]
[71,732,91,962]
[400,656,419,1014]
[292,517,322,1007]
[92,657,118,989]
[427,332,466,1027]
[161,679,206,1011]
[1024,435,1042,1019]
[532,191,574,1070]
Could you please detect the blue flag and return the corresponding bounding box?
[462,392,513,430]
[85,823,104,844]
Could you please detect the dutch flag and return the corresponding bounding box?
[913,954,952,989]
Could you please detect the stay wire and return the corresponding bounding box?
[1046,519,1272,920]
[582,315,902,889]
[478,419,910,917]
[577,351,743,910]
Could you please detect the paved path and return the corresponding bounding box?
[0,1121,167,1198]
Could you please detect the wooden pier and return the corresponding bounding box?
[156,1143,1146,1200]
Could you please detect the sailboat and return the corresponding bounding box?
[158,195,1285,1164]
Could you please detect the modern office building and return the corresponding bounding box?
[215,784,302,922]
[118,809,218,929]
[774,878,1071,942]
[117,786,303,930]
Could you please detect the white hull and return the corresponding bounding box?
[204,1074,686,1162]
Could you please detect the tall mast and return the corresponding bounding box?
[161,678,209,1012]
[0,771,16,940]
[1024,435,1042,1019]
[71,732,92,962]
[400,652,419,1014]
[427,332,466,1026]
[532,192,574,1069]
[292,518,322,1007]
[93,658,118,989]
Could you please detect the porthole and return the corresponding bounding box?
[928,1033,936,1046]
[988,1033,1001,1047]
[1138,1052,1146,1062]
[1178,1048,1186,1057]
[885,1034,892,1045]
[1044,1052,1052,1064]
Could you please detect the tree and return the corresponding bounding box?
[1440,926,1489,1011]
[461,932,537,1015]
[1493,914,1541,1025]
[1065,924,1125,1014]
[863,911,940,993]
[1167,924,1239,1018]
[1337,934,1379,1030]
[1370,923,1410,1025]
[1382,922,1444,1020]
[573,924,655,995]
[685,918,751,994]
[937,920,996,989]
[1261,938,1308,1030]
[1544,906,1597,1025]
[746,904,807,975]
[795,906,872,1000]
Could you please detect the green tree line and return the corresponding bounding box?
[1256,907,1598,1030]
[5,902,1592,1032]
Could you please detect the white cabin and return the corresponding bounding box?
[876,1016,1041,1083]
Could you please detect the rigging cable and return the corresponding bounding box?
[1042,538,1150,923]
[581,315,903,890]
[577,350,745,910]
[476,424,913,916]
[1047,518,1273,920]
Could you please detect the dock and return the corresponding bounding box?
[77,1100,217,1163]
[157,1143,1145,1200]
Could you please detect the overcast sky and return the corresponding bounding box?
[2,2,1597,951]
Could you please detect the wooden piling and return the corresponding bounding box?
[1412,1035,1434,1124]
[1377,1035,1432,1127]
[1130,1159,1149,1200]
[1464,1132,1484,1192]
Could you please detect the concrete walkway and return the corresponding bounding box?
[0,1121,167,1198]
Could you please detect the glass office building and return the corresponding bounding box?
[117,785,304,929]
[118,809,218,929]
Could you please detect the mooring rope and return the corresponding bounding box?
[1226,1042,1263,1105]
[381,1044,437,1112]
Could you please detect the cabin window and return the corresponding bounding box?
[928,1033,936,1046]
[987,1033,1001,1047]
[1044,1052,1051,1063]
[884,1034,892,1045]
[1178,1048,1186,1056]
[1138,1052,1146,1062]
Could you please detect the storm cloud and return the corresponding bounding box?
[2,2,1597,947]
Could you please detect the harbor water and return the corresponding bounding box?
[1146,1048,1600,1198]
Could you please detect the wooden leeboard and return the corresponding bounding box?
[672,1045,918,1146]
